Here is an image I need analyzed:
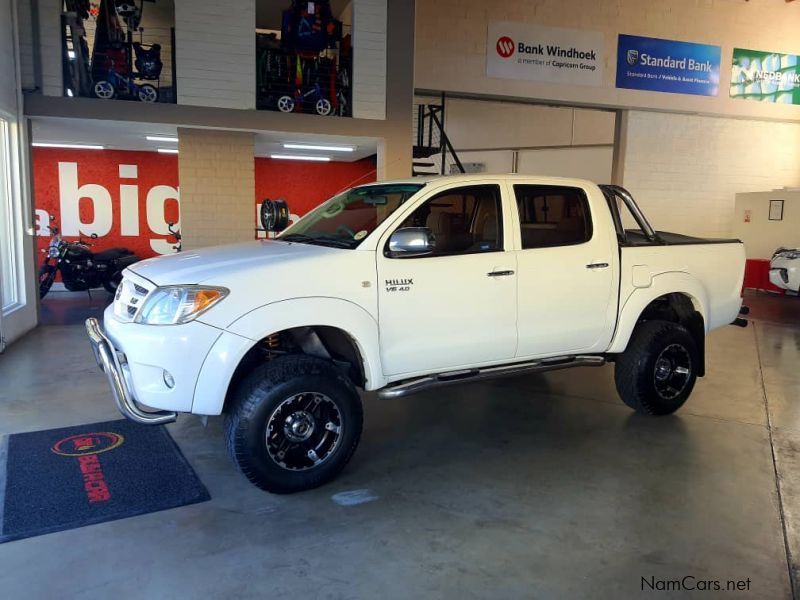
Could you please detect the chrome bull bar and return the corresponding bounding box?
[85,317,177,425]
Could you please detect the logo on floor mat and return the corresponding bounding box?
[51,432,125,457]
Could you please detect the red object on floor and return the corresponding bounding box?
[743,259,784,294]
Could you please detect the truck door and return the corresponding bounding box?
[377,184,517,376]
[512,183,617,358]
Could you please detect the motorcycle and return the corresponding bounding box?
[168,221,181,252]
[39,217,141,299]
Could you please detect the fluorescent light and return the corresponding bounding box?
[157,148,178,154]
[32,142,104,150]
[283,143,355,152]
[147,135,179,143]
[271,154,331,162]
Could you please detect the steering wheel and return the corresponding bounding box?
[336,225,356,238]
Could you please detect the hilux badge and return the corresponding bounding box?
[385,278,413,292]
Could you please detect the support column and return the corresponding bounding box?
[177,128,255,250]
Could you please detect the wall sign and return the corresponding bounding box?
[33,149,377,259]
[487,21,604,86]
[731,48,800,104]
[769,199,784,221]
[616,34,721,96]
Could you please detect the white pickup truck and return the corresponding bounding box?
[86,175,747,494]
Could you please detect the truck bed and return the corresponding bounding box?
[624,229,742,246]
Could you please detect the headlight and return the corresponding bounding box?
[48,247,60,258]
[136,286,228,325]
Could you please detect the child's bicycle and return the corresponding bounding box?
[93,62,158,103]
[277,81,332,116]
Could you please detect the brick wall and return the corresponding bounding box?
[621,111,800,238]
[174,0,255,109]
[352,0,387,120]
[178,129,255,250]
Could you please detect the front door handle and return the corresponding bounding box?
[586,262,609,270]
[487,270,515,277]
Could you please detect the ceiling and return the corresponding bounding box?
[256,0,351,30]
[31,117,378,162]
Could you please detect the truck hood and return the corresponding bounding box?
[128,240,337,286]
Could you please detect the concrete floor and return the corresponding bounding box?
[0,290,799,598]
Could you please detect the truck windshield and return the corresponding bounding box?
[277,184,425,249]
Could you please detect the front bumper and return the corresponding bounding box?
[86,317,177,425]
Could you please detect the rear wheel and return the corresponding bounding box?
[277,95,295,113]
[39,264,56,299]
[614,320,698,415]
[93,80,115,99]
[225,355,363,494]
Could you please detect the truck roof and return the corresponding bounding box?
[358,173,601,188]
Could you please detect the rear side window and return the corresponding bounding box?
[514,185,592,249]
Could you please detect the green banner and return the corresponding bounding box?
[730,47,800,104]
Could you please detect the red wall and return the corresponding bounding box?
[33,148,376,260]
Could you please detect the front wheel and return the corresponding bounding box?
[614,320,698,416]
[102,271,123,295]
[39,264,56,299]
[225,355,363,494]
[138,84,158,103]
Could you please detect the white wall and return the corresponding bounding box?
[415,0,800,123]
[0,0,37,347]
[38,0,62,95]
[620,111,800,238]
[423,96,615,181]
[352,0,387,120]
[518,146,613,183]
[174,0,255,109]
[733,191,800,259]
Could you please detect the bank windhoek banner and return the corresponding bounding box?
[616,34,721,97]
[486,21,603,86]
[731,48,800,104]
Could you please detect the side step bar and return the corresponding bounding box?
[377,355,606,400]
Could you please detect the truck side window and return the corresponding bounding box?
[514,185,592,249]
[395,185,503,256]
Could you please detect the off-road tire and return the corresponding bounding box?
[614,320,698,416]
[225,355,363,494]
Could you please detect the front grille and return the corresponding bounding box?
[113,278,152,322]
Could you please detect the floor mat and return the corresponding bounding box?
[0,419,210,543]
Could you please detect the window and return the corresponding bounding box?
[514,185,592,249]
[393,185,502,256]
[0,118,17,311]
[279,184,424,249]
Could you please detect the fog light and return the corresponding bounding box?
[163,370,175,389]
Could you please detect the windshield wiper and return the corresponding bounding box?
[279,233,315,243]
[279,233,355,249]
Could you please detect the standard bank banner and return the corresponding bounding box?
[487,22,603,86]
[616,34,721,96]
[731,48,800,104]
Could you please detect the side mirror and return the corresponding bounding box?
[387,227,435,258]
[260,198,290,232]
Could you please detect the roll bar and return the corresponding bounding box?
[599,184,659,243]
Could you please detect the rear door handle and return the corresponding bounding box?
[586,263,609,270]
[487,270,515,277]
